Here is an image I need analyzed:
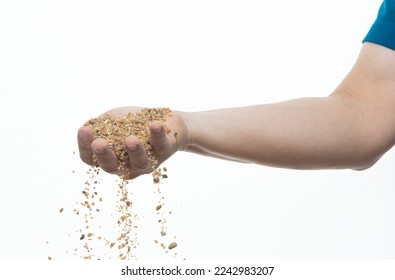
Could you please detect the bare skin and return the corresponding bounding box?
[78,43,395,178]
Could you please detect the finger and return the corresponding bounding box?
[91,138,119,173]
[125,135,152,172]
[150,121,170,156]
[78,126,95,165]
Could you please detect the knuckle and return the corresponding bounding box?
[102,165,119,174]
[153,141,166,151]
[132,160,152,172]
[80,155,94,165]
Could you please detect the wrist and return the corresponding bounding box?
[174,111,194,152]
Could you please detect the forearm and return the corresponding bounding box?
[180,97,376,170]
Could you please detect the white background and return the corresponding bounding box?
[0,0,394,261]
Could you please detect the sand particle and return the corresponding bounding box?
[168,242,177,250]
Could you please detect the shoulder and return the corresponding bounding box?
[363,0,395,51]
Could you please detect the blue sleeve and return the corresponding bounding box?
[363,0,395,50]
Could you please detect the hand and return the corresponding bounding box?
[77,106,188,180]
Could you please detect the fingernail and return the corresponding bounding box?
[152,125,162,134]
[92,146,103,154]
[127,144,138,151]
[78,128,89,141]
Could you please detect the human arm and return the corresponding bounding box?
[181,43,395,170]
[78,43,395,177]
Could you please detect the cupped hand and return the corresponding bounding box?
[77,106,188,180]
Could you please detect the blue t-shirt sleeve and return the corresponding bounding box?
[363,0,395,50]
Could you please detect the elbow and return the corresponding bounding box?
[352,157,380,171]
[350,126,395,171]
[351,146,388,171]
